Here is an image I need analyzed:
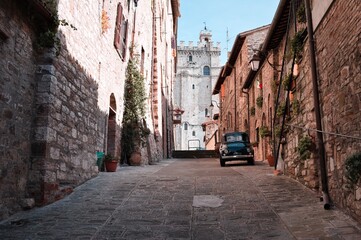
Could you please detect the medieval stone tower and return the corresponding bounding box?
[174,28,221,150]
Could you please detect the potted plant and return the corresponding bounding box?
[297,135,312,160]
[103,154,118,172]
[256,96,263,108]
[259,126,270,138]
[291,29,306,61]
[266,154,275,167]
[250,106,256,116]
[276,102,286,117]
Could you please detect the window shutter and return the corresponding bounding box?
[121,19,128,59]
[114,3,123,49]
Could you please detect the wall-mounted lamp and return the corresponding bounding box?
[249,54,261,71]
[249,49,281,72]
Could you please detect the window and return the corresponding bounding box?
[192,131,196,136]
[192,84,195,89]
[205,108,208,117]
[227,112,232,129]
[188,55,193,62]
[203,66,210,75]
[140,47,145,75]
[114,3,128,60]
[184,123,188,130]
[256,127,260,143]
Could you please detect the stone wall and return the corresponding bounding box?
[27,43,105,205]
[0,1,37,219]
[314,0,361,218]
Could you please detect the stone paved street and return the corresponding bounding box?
[1,158,361,240]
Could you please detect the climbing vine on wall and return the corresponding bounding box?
[345,152,361,188]
[22,0,78,55]
[297,135,312,160]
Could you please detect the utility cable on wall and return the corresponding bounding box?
[286,123,361,141]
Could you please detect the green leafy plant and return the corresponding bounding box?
[282,74,292,91]
[292,99,300,115]
[276,102,286,117]
[250,106,256,116]
[297,135,312,160]
[256,96,263,108]
[297,3,306,23]
[104,154,118,162]
[345,152,361,188]
[259,126,270,138]
[121,60,149,162]
[31,1,77,55]
[291,29,306,60]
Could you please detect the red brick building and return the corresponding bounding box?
[242,0,361,219]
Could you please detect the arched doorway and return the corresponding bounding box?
[107,94,117,156]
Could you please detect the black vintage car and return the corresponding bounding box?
[219,132,254,167]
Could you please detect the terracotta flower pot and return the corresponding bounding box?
[266,155,275,167]
[105,161,118,172]
[129,152,142,166]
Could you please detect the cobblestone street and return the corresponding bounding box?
[1,158,361,239]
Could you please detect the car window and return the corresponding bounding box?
[224,133,249,142]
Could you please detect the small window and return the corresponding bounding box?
[192,131,196,136]
[203,66,210,75]
[188,55,193,62]
[256,127,260,143]
[192,84,195,89]
[205,108,208,117]
[114,3,128,60]
[184,123,188,130]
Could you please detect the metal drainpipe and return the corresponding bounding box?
[304,0,330,210]
[242,89,250,134]
[234,67,237,131]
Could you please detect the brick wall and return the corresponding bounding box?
[315,0,361,218]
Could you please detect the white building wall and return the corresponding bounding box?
[174,29,221,150]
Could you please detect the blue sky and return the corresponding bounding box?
[178,0,280,64]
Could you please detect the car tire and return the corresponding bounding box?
[248,158,255,165]
[220,157,225,167]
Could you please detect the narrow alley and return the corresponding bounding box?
[1,158,360,239]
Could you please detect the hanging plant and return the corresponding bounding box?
[250,106,256,116]
[276,102,286,117]
[297,135,312,160]
[259,126,270,138]
[274,125,281,138]
[282,74,292,91]
[121,60,149,163]
[292,99,300,116]
[291,29,306,61]
[256,96,263,108]
[297,3,306,24]
[345,152,361,188]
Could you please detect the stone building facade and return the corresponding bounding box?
[212,25,269,150]
[173,29,221,150]
[235,0,361,220]
[0,0,179,220]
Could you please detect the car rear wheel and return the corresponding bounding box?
[220,157,225,167]
[247,158,255,165]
